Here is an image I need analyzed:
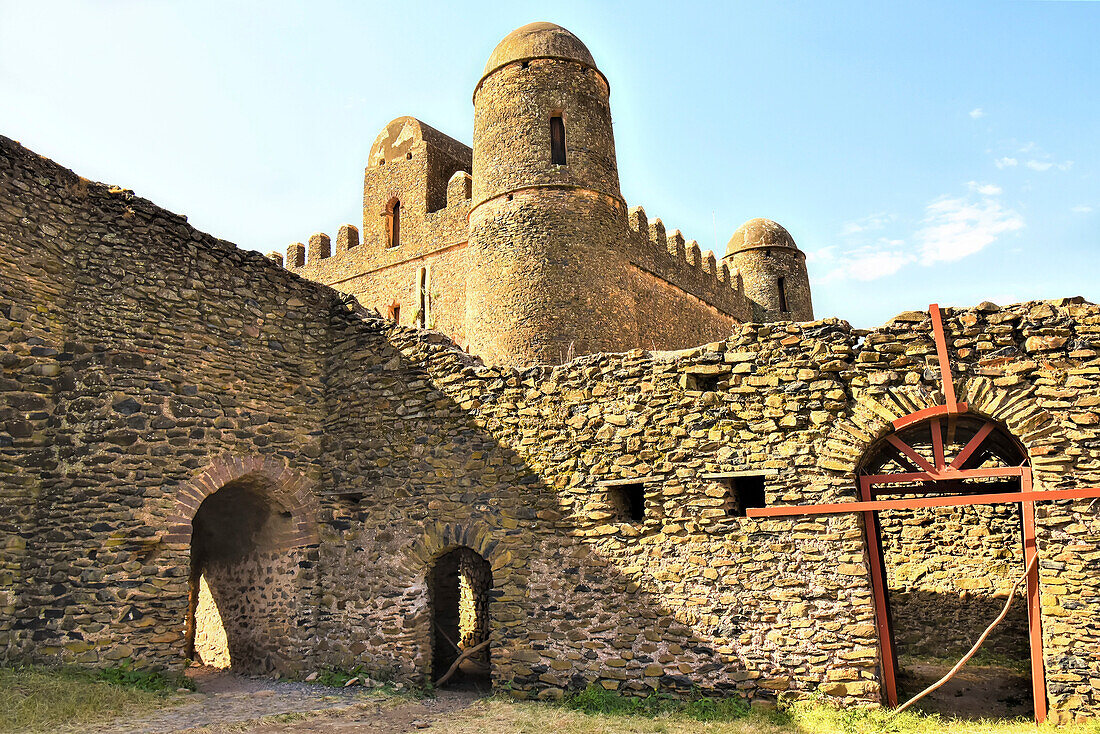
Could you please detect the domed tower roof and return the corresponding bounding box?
[726,218,800,257]
[481,22,597,79]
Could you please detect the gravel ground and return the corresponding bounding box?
[97,667,480,734]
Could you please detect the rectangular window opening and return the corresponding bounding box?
[550,114,567,165]
[685,372,723,392]
[609,484,645,524]
[725,475,767,518]
[777,276,789,312]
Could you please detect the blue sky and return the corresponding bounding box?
[2,1,1096,327]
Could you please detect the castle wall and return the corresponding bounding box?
[286,119,472,338]
[728,246,813,322]
[3,138,1098,722]
[0,135,332,669]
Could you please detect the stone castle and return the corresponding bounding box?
[1,21,1098,727]
[279,23,812,366]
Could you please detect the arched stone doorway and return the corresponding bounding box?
[858,414,1036,719]
[429,547,493,688]
[182,471,305,674]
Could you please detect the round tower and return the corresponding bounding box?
[466,22,635,366]
[725,218,813,322]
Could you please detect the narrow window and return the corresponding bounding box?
[387,200,401,248]
[390,303,401,323]
[550,114,566,165]
[416,267,429,328]
[777,276,788,312]
[724,475,767,518]
[609,483,645,524]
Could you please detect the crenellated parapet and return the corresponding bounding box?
[624,205,752,319]
[281,119,474,287]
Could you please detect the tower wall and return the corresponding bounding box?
[729,247,813,322]
[467,54,637,365]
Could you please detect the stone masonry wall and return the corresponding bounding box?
[880,503,1029,660]
[2,137,1098,721]
[0,134,333,668]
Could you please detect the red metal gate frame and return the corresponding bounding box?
[745,304,1100,724]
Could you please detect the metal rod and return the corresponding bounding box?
[929,303,959,412]
[861,476,898,708]
[949,421,995,470]
[862,465,1026,485]
[930,418,946,471]
[746,485,1100,518]
[1021,470,1048,723]
[886,435,937,474]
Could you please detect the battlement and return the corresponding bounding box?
[624,205,750,317]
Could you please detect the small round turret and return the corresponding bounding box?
[725,218,813,322]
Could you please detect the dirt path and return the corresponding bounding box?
[897,661,1033,720]
[98,667,481,734]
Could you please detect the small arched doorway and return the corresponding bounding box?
[186,472,297,674]
[858,414,1036,719]
[428,547,493,689]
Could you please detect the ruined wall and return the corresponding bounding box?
[880,503,1029,660]
[0,135,332,669]
[3,137,1098,721]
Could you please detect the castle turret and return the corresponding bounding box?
[724,218,813,322]
[466,22,636,366]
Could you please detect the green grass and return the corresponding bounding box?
[561,684,755,722]
[418,687,1100,734]
[0,664,187,733]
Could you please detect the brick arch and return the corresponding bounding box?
[162,454,318,549]
[820,379,1058,486]
[397,521,505,577]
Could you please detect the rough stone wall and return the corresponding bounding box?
[726,246,813,322]
[0,135,332,668]
[192,574,229,668]
[286,117,472,341]
[879,503,1029,660]
[2,137,1098,720]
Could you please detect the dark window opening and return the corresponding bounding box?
[777,276,789,312]
[725,475,767,517]
[684,372,723,392]
[406,152,412,160]
[388,200,401,248]
[609,483,645,523]
[417,267,428,328]
[550,114,566,165]
[390,304,401,323]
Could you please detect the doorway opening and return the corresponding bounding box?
[860,415,1035,719]
[186,473,296,674]
[429,547,493,690]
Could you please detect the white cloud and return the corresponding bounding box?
[1025,160,1053,171]
[1019,142,1037,154]
[970,108,985,119]
[813,239,913,283]
[840,212,894,236]
[1072,205,1093,214]
[819,185,1023,283]
[916,196,1024,263]
[968,181,1002,196]
[995,157,1018,169]
[1058,160,1074,171]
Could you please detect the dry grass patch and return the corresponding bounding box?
[0,665,186,733]
[422,695,1100,734]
